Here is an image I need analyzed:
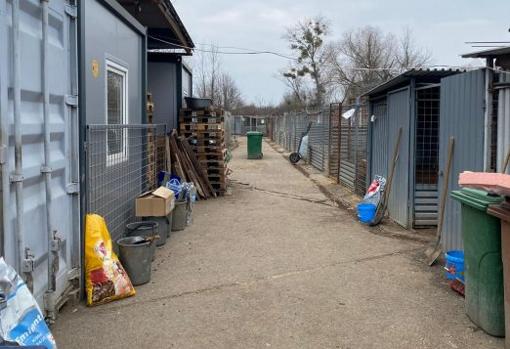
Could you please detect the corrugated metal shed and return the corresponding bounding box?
[438,69,487,251]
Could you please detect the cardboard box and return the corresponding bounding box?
[136,187,175,217]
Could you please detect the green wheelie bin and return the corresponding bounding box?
[451,188,504,337]
[488,199,510,347]
[247,131,263,159]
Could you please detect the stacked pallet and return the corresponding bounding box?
[146,92,156,188]
[179,107,227,195]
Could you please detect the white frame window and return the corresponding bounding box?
[105,60,129,165]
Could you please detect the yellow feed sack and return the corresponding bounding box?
[85,214,135,306]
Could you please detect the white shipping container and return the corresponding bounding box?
[0,0,79,320]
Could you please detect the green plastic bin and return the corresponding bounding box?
[247,131,263,159]
[451,188,504,337]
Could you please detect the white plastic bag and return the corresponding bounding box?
[0,258,56,348]
[299,134,309,159]
[363,176,387,206]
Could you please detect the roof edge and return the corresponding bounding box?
[362,68,470,97]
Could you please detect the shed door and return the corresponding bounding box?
[439,70,486,251]
[387,88,411,227]
[0,0,79,316]
[370,100,389,181]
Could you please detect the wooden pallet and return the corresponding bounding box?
[182,131,225,140]
[195,148,226,157]
[210,181,227,191]
[180,123,223,132]
[205,166,228,175]
[190,144,226,153]
[179,115,224,124]
[199,159,227,166]
[180,107,225,116]
[180,108,215,116]
[188,138,224,147]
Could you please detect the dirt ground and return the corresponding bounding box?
[52,137,504,349]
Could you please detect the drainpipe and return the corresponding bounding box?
[11,0,34,290]
[41,0,60,317]
[483,68,493,171]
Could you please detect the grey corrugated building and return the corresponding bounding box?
[365,67,502,251]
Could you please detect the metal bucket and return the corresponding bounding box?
[126,221,163,247]
[167,212,173,237]
[172,201,187,231]
[117,236,155,286]
[141,217,170,245]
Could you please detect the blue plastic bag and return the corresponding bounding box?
[0,258,56,348]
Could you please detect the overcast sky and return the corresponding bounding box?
[173,0,510,105]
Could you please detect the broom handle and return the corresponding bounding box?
[502,149,510,174]
[435,137,455,241]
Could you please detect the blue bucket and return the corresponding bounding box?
[357,203,377,224]
[445,250,464,282]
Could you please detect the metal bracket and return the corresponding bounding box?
[0,145,7,165]
[65,94,78,108]
[67,268,80,281]
[66,182,80,195]
[40,166,52,174]
[50,239,61,252]
[10,174,24,183]
[64,4,77,19]
[21,258,34,273]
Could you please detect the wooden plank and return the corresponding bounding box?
[179,136,217,198]
[165,135,172,173]
[176,133,213,199]
[169,131,187,181]
[172,132,208,199]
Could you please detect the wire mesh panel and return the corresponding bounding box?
[414,87,440,227]
[328,103,342,180]
[354,104,369,196]
[86,124,167,242]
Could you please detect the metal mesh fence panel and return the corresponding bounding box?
[271,105,368,195]
[328,103,342,180]
[86,124,167,242]
[308,111,330,172]
[340,103,368,195]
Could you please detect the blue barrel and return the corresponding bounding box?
[357,203,377,224]
[445,250,464,282]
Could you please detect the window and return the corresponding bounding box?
[106,60,128,164]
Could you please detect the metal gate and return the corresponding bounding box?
[387,88,411,227]
[414,86,440,227]
[308,111,329,171]
[0,0,79,318]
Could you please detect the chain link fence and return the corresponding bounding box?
[86,124,167,242]
[270,103,368,196]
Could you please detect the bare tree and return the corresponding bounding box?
[194,44,244,110]
[396,27,432,71]
[328,26,432,99]
[283,17,331,109]
[218,72,243,111]
[279,66,309,108]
